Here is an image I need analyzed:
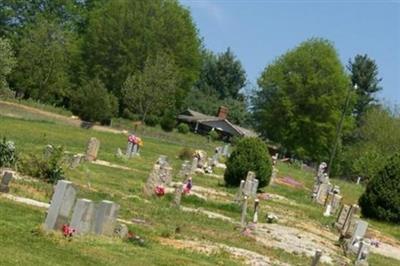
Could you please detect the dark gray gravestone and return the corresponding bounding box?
[0,171,13,193]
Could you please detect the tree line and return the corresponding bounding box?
[1,0,398,183]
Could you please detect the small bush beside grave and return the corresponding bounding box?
[178,147,194,160]
[177,123,190,134]
[144,115,160,127]
[359,153,400,223]
[18,145,66,184]
[160,112,176,132]
[224,137,272,188]
[0,137,17,168]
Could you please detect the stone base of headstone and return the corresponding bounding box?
[114,223,129,239]
[44,180,77,231]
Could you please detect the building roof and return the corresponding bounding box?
[178,109,258,137]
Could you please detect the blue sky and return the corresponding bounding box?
[180,0,400,105]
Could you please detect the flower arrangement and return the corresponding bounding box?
[154,185,165,196]
[62,224,75,238]
[128,134,143,147]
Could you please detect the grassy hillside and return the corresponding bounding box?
[0,101,399,266]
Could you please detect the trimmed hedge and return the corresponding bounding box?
[359,153,400,223]
[224,137,272,188]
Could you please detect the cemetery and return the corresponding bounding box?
[0,102,399,266]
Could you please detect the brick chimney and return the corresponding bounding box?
[217,106,229,119]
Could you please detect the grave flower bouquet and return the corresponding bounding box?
[128,135,144,147]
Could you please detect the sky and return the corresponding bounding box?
[180,0,400,105]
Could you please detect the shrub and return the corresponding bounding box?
[144,115,160,127]
[178,147,194,160]
[359,153,400,223]
[208,130,219,141]
[160,111,176,132]
[0,137,17,168]
[70,78,118,123]
[18,145,66,184]
[224,137,272,188]
[177,123,190,134]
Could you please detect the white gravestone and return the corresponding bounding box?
[70,198,95,235]
[348,220,369,252]
[44,180,77,231]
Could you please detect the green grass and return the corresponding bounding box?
[1,104,399,265]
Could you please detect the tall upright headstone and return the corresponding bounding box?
[348,220,369,252]
[173,183,184,207]
[85,137,100,161]
[241,196,248,227]
[0,171,13,193]
[70,198,95,235]
[93,200,119,236]
[44,180,77,231]
[191,157,198,173]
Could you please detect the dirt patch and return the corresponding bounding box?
[158,237,290,266]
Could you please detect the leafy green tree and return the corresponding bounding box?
[253,38,353,162]
[340,106,400,181]
[224,137,272,188]
[0,37,16,95]
[70,78,118,123]
[12,17,72,104]
[83,0,201,107]
[359,152,400,223]
[348,54,382,123]
[122,53,178,121]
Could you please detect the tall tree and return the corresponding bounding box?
[347,54,382,123]
[253,38,354,162]
[12,17,72,104]
[83,0,201,109]
[121,53,178,121]
[0,37,16,94]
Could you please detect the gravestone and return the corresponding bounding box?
[331,194,342,214]
[336,205,351,229]
[44,180,77,231]
[253,199,260,223]
[93,200,119,236]
[144,157,173,196]
[234,180,246,203]
[70,198,95,235]
[355,240,370,265]
[0,171,13,193]
[70,154,84,169]
[44,144,54,159]
[114,223,129,238]
[315,183,332,205]
[178,160,191,178]
[85,137,100,161]
[125,142,134,158]
[241,196,248,227]
[144,164,161,196]
[311,249,322,266]
[348,220,368,252]
[191,157,199,173]
[173,183,184,207]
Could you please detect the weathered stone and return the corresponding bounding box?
[144,164,161,196]
[114,223,129,238]
[44,180,77,231]
[0,171,13,193]
[348,220,368,252]
[93,200,119,236]
[241,196,248,227]
[125,142,134,158]
[331,194,342,214]
[70,153,84,169]
[173,183,184,207]
[70,198,95,235]
[336,204,350,229]
[85,137,100,161]
[315,183,332,205]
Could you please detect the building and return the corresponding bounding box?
[177,106,258,141]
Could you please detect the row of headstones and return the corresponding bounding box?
[44,180,120,236]
[336,204,370,264]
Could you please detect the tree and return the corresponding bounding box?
[340,105,400,181]
[348,54,382,123]
[70,78,118,123]
[0,37,16,95]
[83,0,201,108]
[12,17,72,105]
[359,152,400,223]
[121,53,178,121]
[253,38,353,162]
[224,137,272,188]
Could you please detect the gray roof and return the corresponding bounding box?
[178,109,258,137]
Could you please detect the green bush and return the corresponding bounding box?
[177,123,190,134]
[160,112,176,132]
[208,130,219,141]
[178,147,194,160]
[144,115,160,127]
[224,137,272,188]
[18,145,66,184]
[70,78,118,124]
[0,137,17,168]
[359,153,400,223]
